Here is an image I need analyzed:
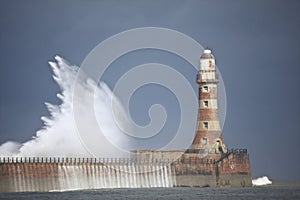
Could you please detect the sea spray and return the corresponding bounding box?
[0,56,130,157]
[252,176,272,186]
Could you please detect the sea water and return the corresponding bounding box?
[1,180,299,200]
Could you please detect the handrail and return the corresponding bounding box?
[0,157,175,164]
[0,149,247,164]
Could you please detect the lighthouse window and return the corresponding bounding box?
[203,122,208,129]
[203,138,207,144]
[203,101,209,107]
[203,86,209,92]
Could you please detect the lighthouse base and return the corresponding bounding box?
[173,149,252,187]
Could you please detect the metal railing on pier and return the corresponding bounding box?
[226,148,248,154]
[0,157,175,164]
[0,149,247,164]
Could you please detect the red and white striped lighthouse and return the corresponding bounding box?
[191,49,227,158]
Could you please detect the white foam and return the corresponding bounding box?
[49,188,84,192]
[0,56,131,158]
[252,176,272,186]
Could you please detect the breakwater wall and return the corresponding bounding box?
[0,158,176,192]
[0,149,251,192]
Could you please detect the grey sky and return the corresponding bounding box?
[0,0,300,180]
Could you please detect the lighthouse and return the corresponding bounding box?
[191,49,227,158]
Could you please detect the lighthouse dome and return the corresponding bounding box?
[200,49,215,59]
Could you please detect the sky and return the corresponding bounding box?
[0,0,300,180]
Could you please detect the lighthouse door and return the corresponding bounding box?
[216,140,223,153]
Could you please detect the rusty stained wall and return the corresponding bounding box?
[0,163,59,178]
[172,151,252,187]
[217,153,251,176]
[0,163,61,192]
[173,161,216,176]
[0,162,107,179]
[216,153,252,187]
[0,153,252,190]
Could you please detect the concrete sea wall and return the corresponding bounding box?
[173,149,252,187]
[0,158,176,192]
[216,149,252,187]
[0,150,251,192]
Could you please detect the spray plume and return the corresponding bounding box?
[0,56,130,157]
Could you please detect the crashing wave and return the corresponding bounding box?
[0,56,130,158]
[252,176,272,186]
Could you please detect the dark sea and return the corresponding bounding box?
[0,180,299,200]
